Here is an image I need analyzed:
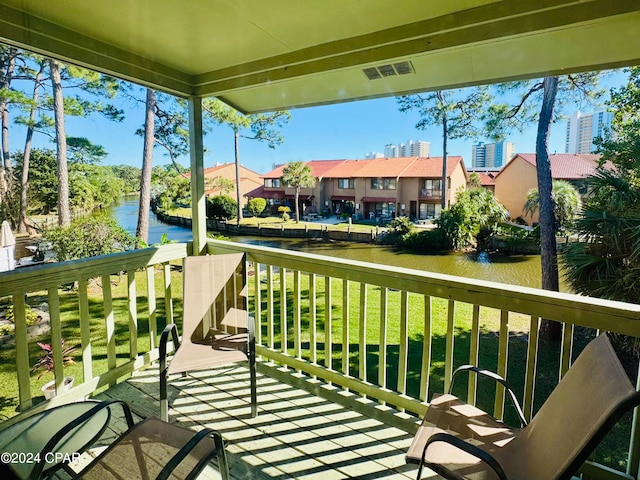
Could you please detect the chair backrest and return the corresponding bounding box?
[501,333,640,479]
[182,253,248,344]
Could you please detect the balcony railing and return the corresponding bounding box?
[419,188,442,198]
[1,239,640,479]
[0,243,188,418]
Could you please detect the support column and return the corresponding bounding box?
[188,96,207,256]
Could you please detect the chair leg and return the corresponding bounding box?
[160,324,180,422]
[249,340,257,418]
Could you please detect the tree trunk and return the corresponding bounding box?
[0,47,16,206]
[136,88,155,244]
[234,129,243,222]
[438,91,448,210]
[18,64,45,234]
[50,59,71,227]
[294,188,300,223]
[536,76,562,341]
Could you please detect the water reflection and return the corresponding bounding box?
[107,197,550,290]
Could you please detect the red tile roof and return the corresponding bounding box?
[498,153,603,180]
[245,185,285,199]
[352,156,419,177]
[399,156,465,177]
[321,159,371,178]
[472,171,499,186]
[262,160,348,179]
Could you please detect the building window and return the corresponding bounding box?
[265,178,281,188]
[422,179,442,196]
[419,203,442,219]
[373,202,395,217]
[338,178,355,189]
[371,178,396,190]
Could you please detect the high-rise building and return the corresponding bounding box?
[565,110,613,154]
[406,140,430,157]
[365,151,384,159]
[380,140,430,158]
[471,140,514,169]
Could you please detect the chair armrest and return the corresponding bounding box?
[160,324,181,372]
[418,432,507,480]
[450,365,527,427]
[156,428,229,480]
[33,400,134,479]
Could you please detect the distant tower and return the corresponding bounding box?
[407,140,430,156]
[472,140,514,169]
[565,110,613,154]
[384,144,399,157]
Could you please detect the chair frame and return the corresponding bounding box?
[159,254,257,421]
[411,334,640,480]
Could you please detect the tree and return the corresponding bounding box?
[247,197,267,217]
[523,180,582,232]
[485,72,603,340]
[49,59,71,226]
[437,187,507,250]
[17,59,46,232]
[561,67,640,304]
[206,195,237,221]
[208,176,234,196]
[133,89,189,243]
[203,98,291,221]
[0,46,18,206]
[45,215,136,261]
[397,87,491,209]
[136,88,156,242]
[281,161,316,223]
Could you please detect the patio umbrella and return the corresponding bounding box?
[0,221,16,272]
[1,221,15,248]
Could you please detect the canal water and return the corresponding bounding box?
[107,196,546,289]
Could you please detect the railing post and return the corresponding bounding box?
[78,279,93,382]
[13,294,31,411]
[444,300,455,393]
[358,283,367,385]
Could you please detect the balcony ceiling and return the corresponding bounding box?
[1,0,639,113]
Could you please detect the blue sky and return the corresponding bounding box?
[11,70,629,175]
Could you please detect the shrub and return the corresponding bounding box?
[403,229,451,251]
[45,215,136,261]
[247,198,267,216]
[5,305,41,325]
[206,195,237,220]
[31,338,77,379]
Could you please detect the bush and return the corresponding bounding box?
[206,195,237,220]
[45,215,136,261]
[387,216,414,236]
[403,229,451,251]
[278,205,291,221]
[247,198,267,217]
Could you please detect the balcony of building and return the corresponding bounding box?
[1,240,639,479]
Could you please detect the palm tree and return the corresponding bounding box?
[523,180,581,232]
[281,161,316,223]
[561,169,640,302]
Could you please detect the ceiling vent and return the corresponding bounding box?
[363,61,414,80]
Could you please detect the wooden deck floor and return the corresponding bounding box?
[91,361,425,480]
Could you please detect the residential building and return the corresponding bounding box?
[494,153,602,224]
[467,170,500,194]
[251,156,468,221]
[192,162,262,210]
[365,151,384,159]
[565,110,613,154]
[471,140,515,169]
